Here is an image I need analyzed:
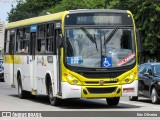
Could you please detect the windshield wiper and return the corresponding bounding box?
[81,27,98,52]
[104,26,119,45]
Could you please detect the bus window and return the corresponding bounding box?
[4,31,10,54]
[23,28,30,53]
[16,27,30,53]
[16,28,23,53]
[37,24,46,53]
[46,23,54,52]
[37,23,54,53]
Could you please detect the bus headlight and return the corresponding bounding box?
[121,73,136,84]
[64,73,82,85]
[129,74,134,79]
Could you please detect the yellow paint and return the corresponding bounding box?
[127,10,139,66]
[3,55,25,64]
[61,11,69,34]
[5,11,64,29]
[14,55,24,64]
[31,90,37,95]
[3,55,13,64]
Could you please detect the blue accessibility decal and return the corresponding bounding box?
[102,57,112,68]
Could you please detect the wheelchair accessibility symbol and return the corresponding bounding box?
[102,57,112,68]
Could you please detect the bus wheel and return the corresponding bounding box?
[106,97,120,106]
[151,87,160,104]
[129,96,138,101]
[48,81,60,106]
[17,75,28,99]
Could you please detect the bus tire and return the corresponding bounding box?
[48,80,60,106]
[106,97,120,106]
[129,96,138,101]
[17,75,28,99]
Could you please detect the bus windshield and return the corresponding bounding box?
[65,28,136,68]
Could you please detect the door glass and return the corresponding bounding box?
[146,65,152,76]
[139,65,146,74]
[153,65,160,77]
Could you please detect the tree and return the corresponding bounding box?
[46,0,105,14]
[114,0,160,62]
[7,0,118,22]
[7,0,62,22]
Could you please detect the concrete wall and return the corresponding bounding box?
[0,21,4,51]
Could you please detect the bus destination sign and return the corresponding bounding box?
[77,16,122,25]
[65,13,133,26]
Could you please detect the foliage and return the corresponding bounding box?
[114,0,160,61]
[8,0,62,22]
[8,0,119,21]
[46,0,104,13]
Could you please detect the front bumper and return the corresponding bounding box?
[61,80,138,99]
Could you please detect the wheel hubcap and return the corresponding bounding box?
[151,89,157,102]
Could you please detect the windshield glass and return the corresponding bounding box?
[65,28,136,68]
[153,65,160,76]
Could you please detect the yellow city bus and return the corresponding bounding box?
[4,9,138,106]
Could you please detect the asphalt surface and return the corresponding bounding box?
[0,82,160,111]
[0,82,160,120]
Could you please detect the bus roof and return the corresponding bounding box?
[5,9,130,29]
[5,11,65,29]
[68,9,128,14]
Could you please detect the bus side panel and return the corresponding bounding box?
[53,56,58,96]
[35,55,57,95]
[4,55,14,86]
[14,55,31,91]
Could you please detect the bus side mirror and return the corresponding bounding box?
[57,34,64,48]
[136,29,142,52]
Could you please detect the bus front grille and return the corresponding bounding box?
[87,87,117,94]
[84,81,118,85]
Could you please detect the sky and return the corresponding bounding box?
[0,0,17,24]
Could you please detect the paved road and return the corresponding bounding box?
[0,82,160,112]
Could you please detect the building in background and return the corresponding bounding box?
[0,20,5,55]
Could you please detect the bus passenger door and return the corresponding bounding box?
[55,28,62,95]
[30,28,37,93]
[10,32,15,87]
[10,31,15,87]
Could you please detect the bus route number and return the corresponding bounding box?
[77,17,87,23]
[67,56,83,64]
